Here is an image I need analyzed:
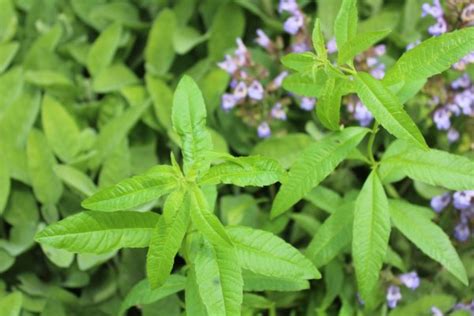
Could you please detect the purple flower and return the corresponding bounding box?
[446,103,461,116]
[291,41,311,53]
[255,29,271,49]
[454,222,470,242]
[257,122,271,138]
[386,285,402,309]
[217,55,238,74]
[367,57,378,67]
[374,44,386,56]
[235,38,248,66]
[221,93,237,111]
[428,18,448,36]
[233,81,248,100]
[431,306,444,316]
[271,102,287,120]
[406,39,421,51]
[453,191,474,210]
[453,52,474,70]
[430,193,451,213]
[284,13,304,35]
[300,97,316,111]
[433,108,451,130]
[447,128,460,143]
[421,0,444,18]
[327,38,338,54]
[278,0,299,14]
[350,101,373,127]
[399,271,420,290]
[451,74,471,89]
[370,63,386,79]
[454,89,474,115]
[272,71,288,88]
[248,80,264,100]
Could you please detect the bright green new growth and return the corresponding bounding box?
[35,75,318,314]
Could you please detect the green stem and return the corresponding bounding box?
[367,121,380,167]
[384,184,400,199]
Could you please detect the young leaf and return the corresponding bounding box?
[0,42,19,74]
[27,129,63,205]
[389,199,468,285]
[190,186,232,247]
[227,226,320,280]
[312,19,327,60]
[316,76,343,131]
[0,155,10,214]
[271,127,369,218]
[0,292,22,316]
[383,27,474,97]
[282,71,327,97]
[172,75,213,175]
[242,270,310,292]
[354,72,428,149]
[145,9,176,76]
[119,275,186,316]
[334,0,358,49]
[337,29,391,65]
[82,165,179,211]
[352,171,391,300]
[147,190,189,288]
[92,63,139,93]
[380,142,474,191]
[199,156,284,187]
[185,268,208,316]
[281,52,316,72]
[87,22,122,77]
[35,211,159,253]
[191,237,243,316]
[54,165,97,197]
[304,185,343,214]
[306,201,354,267]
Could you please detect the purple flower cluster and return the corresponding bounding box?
[386,271,421,309]
[421,0,447,36]
[431,190,474,242]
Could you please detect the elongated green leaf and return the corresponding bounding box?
[316,76,343,131]
[147,190,189,288]
[334,0,358,49]
[242,270,309,292]
[87,22,122,76]
[54,165,97,197]
[0,292,22,316]
[92,63,139,93]
[338,29,391,64]
[120,275,186,316]
[306,201,354,267]
[82,165,179,211]
[146,75,173,129]
[389,199,468,285]
[35,211,159,253]
[304,185,343,214]
[41,94,81,163]
[172,75,212,175]
[190,186,232,247]
[312,19,327,60]
[192,237,243,316]
[227,226,320,280]
[271,127,369,218]
[352,171,391,300]
[281,52,316,73]
[383,27,474,97]
[380,141,474,191]
[0,42,19,73]
[390,294,455,316]
[145,9,176,76]
[199,156,284,187]
[282,71,327,97]
[27,129,63,205]
[0,157,10,214]
[354,72,427,149]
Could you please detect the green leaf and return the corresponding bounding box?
[145,9,176,76]
[281,52,316,73]
[41,94,81,163]
[380,141,474,191]
[40,243,74,268]
[147,190,189,288]
[87,22,122,76]
[92,63,139,93]
[389,199,468,285]
[185,268,208,316]
[306,201,354,267]
[334,0,358,49]
[0,292,22,316]
[120,275,186,316]
[354,72,428,149]
[82,165,179,211]
[337,29,391,65]
[172,75,213,175]
[316,76,343,131]
[312,18,327,60]
[282,71,327,97]
[0,41,19,73]
[227,226,320,280]
[199,156,284,187]
[304,185,343,214]
[208,3,245,60]
[389,294,456,316]
[271,127,369,218]
[35,211,159,254]
[242,270,310,292]
[383,27,474,97]
[146,75,173,129]
[26,129,63,205]
[0,156,10,214]
[191,236,243,316]
[54,165,97,197]
[352,171,391,300]
[190,186,232,247]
